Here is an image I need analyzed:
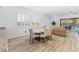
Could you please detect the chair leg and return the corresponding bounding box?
[43,39,45,43]
[46,35,49,41]
[32,38,34,43]
[49,35,51,40]
[48,35,49,40]
[46,36,49,41]
[30,37,34,44]
[30,37,31,44]
[42,38,45,43]
[43,37,48,43]
[50,35,53,40]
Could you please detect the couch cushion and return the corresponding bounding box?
[52,27,66,37]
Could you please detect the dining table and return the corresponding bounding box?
[33,28,44,41]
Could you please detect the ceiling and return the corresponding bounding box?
[25,6,79,16]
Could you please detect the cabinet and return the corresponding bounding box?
[0,27,8,52]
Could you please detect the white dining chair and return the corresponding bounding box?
[29,29,35,44]
[40,26,48,42]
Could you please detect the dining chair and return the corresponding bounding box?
[40,26,48,43]
[45,26,52,40]
[29,29,35,44]
[47,27,52,40]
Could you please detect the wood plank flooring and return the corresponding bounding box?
[7,31,79,52]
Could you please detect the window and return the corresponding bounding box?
[17,14,40,27]
[17,14,25,26]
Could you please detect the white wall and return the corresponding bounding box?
[60,14,79,19]
[0,7,50,39]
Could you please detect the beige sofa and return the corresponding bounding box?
[51,27,67,37]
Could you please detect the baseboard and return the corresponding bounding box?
[8,35,27,40]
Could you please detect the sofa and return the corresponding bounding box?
[52,27,67,37]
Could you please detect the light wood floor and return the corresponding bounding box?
[7,31,79,52]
